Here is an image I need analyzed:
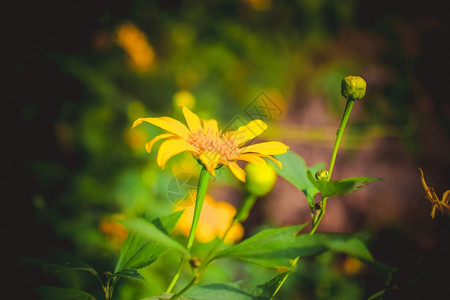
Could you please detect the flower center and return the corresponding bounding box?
[188,129,239,161]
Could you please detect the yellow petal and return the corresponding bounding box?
[182,106,203,133]
[228,162,246,182]
[261,155,283,169]
[202,119,219,135]
[198,152,221,176]
[233,153,267,165]
[132,116,191,140]
[443,190,450,205]
[240,141,289,155]
[431,205,437,219]
[156,139,197,168]
[232,120,268,145]
[145,133,174,153]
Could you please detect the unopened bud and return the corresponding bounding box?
[315,169,329,181]
[341,76,366,101]
[245,163,277,197]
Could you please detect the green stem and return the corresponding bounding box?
[273,98,356,299]
[233,192,257,223]
[186,166,210,251]
[309,196,328,235]
[171,277,197,300]
[171,192,259,298]
[328,99,355,180]
[166,166,210,294]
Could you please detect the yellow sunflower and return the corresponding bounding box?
[132,106,288,181]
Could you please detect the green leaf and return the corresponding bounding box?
[110,269,146,282]
[115,211,184,272]
[145,293,194,300]
[215,225,376,268]
[185,269,299,300]
[214,224,309,268]
[34,286,96,300]
[185,282,262,300]
[307,170,383,198]
[19,249,99,278]
[270,150,324,212]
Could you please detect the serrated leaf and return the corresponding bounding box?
[215,225,376,268]
[307,170,383,198]
[19,248,99,278]
[270,151,324,211]
[115,211,184,272]
[34,286,96,300]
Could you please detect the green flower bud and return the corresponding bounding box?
[315,169,329,181]
[341,76,366,100]
[245,163,277,197]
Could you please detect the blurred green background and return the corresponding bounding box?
[5,0,449,299]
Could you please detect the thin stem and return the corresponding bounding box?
[166,259,186,293]
[328,99,355,180]
[272,98,356,299]
[309,197,328,235]
[171,277,197,300]
[233,192,257,223]
[166,166,210,294]
[171,192,259,299]
[186,166,210,251]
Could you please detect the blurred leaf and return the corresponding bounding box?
[307,170,383,198]
[19,248,99,278]
[115,211,184,272]
[34,286,96,300]
[270,151,324,212]
[215,225,377,268]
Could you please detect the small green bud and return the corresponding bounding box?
[315,169,329,181]
[341,76,366,100]
[245,163,277,197]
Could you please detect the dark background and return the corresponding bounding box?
[4,0,449,299]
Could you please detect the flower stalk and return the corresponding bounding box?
[166,165,210,294]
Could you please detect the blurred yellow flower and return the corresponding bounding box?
[173,90,196,110]
[99,215,128,245]
[115,22,155,71]
[242,0,272,11]
[342,257,363,275]
[174,194,244,244]
[418,168,450,219]
[132,106,289,182]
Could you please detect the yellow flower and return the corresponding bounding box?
[174,194,244,244]
[132,106,289,182]
[418,168,450,219]
[115,22,155,71]
[99,215,129,246]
